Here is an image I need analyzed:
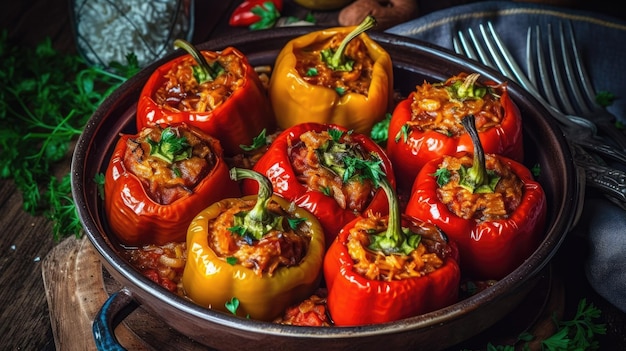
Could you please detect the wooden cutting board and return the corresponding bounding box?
[42,236,206,351]
[42,236,563,351]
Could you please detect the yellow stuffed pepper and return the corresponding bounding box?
[268,16,393,135]
[182,168,325,321]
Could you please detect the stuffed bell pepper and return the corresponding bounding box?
[243,122,395,246]
[386,72,523,192]
[104,123,241,246]
[405,115,546,280]
[182,168,325,321]
[136,39,275,156]
[324,176,461,326]
[268,16,393,135]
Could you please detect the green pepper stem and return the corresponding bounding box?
[328,15,376,70]
[459,115,500,193]
[462,115,487,188]
[367,177,420,255]
[173,39,220,83]
[229,167,278,240]
[380,177,400,241]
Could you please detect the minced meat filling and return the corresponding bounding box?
[207,198,310,276]
[407,74,504,137]
[124,125,217,205]
[154,51,246,112]
[347,213,448,281]
[289,129,375,211]
[437,154,523,222]
[294,34,374,96]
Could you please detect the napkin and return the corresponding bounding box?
[386,0,626,313]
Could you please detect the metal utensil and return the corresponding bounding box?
[526,22,626,151]
[453,22,626,208]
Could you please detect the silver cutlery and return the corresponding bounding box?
[452,22,626,209]
[526,22,626,151]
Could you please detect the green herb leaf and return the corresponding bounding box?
[370,113,391,145]
[432,167,451,187]
[240,128,268,151]
[595,90,615,107]
[0,31,136,240]
[287,217,306,230]
[225,297,240,315]
[147,127,192,164]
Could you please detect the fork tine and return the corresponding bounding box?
[480,22,538,94]
[530,24,561,109]
[562,21,598,115]
[454,28,496,68]
[554,22,581,116]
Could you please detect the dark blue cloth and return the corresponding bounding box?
[386,1,626,313]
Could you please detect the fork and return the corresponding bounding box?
[526,22,626,151]
[452,22,626,165]
[453,22,626,207]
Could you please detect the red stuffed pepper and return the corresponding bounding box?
[386,72,523,192]
[405,115,546,280]
[243,122,395,246]
[324,177,461,326]
[136,39,275,156]
[104,123,240,246]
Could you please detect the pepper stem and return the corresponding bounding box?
[459,115,500,193]
[173,39,224,83]
[229,167,281,240]
[367,178,420,255]
[324,15,376,71]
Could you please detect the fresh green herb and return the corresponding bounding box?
[0,31,137,240]
[225,297,240,315]
[147,127,192,164]
[342,156,385,183]
[595,90,615,108]
[531,163,541,177]
[328,128,343,142]
[395,124,410,143]
[306,67,318,77]
[240,128,269,152]
[94,173,105,200]
[226,257,238,265]
[320,186,331,196]
[464,299,606,351]
[432,167,451,187]
[287,217,306,230]
[370,113,391,145]
[335,86,346,96]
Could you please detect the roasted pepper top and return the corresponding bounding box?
[137,44,275,156]
[268,17,393,135]
[386,72,523,193]
[294,33,374,96]
[407,73,504,137]
[346,212,452,281]
[290,128,378,212]
[124,125,219,205]
[205,197,311,276]
[152,50,244,113]
[435,154,523,222]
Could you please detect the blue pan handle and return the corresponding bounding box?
[93,289,139,351]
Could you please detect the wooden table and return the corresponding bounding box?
[1,0,625,350]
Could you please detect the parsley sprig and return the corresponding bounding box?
[468,298,606,351]
[0,31,138,240]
